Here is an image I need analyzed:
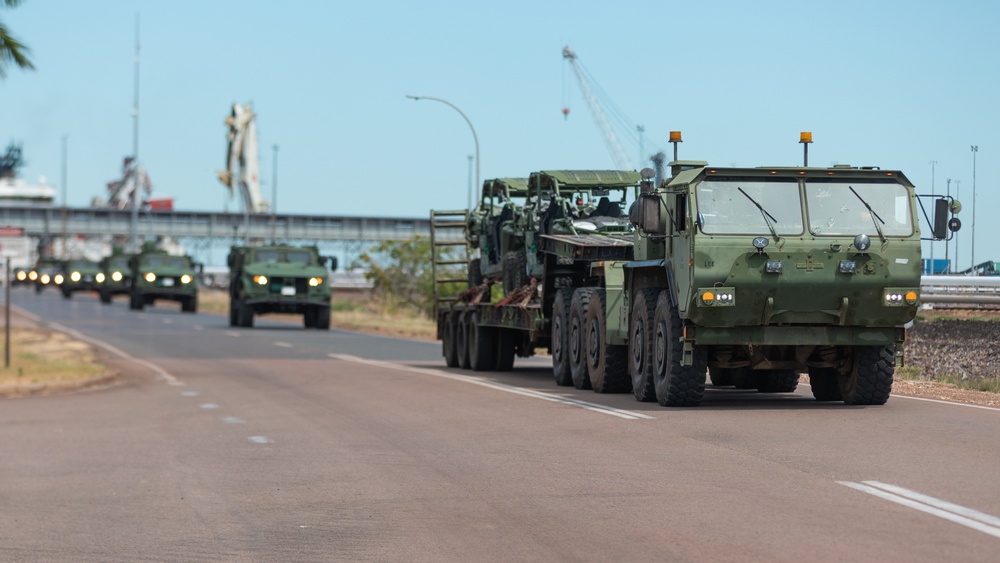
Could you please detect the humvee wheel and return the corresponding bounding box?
[468,311,495,371]
[756,369,799,393]
[181,295,197,313]
[629,289,661,402]
[303,307,316,328]
[808,367,843,401]
[494,328,515,371]
[129,292,144,311]
[550,289,574,386]
[843,345,894,405]
[229,299,239,327]
[653,293,706,407]
[456,311,471,370]
[315,306,331,330]
[239,300,254,328]
[443,311,460,368]
[585,288,629,393]
[99,290,112,304]
[62,289,72,300]
[468,259,484,288]
[502,251,528,294]
[568,288,595,390]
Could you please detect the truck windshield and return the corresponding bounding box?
[696,180,803,235]
[805,181,913,237]
[256,249,281,263]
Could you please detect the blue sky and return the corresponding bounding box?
[1,0,997,269]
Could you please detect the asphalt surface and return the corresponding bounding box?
[2,287,999,562]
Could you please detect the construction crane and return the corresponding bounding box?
[218,102,269,214]
[562,46,660,171]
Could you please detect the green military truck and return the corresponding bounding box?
[59,258,101,299]
[128,242,200,312]
[434,136,960,407]
[227,244,336,329]
[96,249,134,304]
[31,257,64,294]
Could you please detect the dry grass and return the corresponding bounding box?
[0,327,110,387]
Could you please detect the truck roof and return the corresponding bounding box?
[665,164,914,188]
[531,170,641,191]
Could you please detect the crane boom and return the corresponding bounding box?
[219,103,269,214]
[562,46,632,171]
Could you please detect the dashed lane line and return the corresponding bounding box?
[328,354,653,421]
[273,341,293,348]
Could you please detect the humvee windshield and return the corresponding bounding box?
[255,249,281,263]
[108,258,129,269]
[285,250,312,265]
[805,181,913,237]
[145,256,190,268]
[253,249,314,265]
[696,179,804,235]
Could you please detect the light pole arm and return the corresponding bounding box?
[406,95,480,210]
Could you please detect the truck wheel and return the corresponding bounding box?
[229,299,239,327]
[494,328,515,371]
[808,367,843,401]
[469,259,483,288]
[62,289,72,300]
[100,290,112,304]
[550,289,574,386]
[315,306,331,329]
[569,288,595,390]
[585,288,629,393]
[709,367,735,386]
[502,251,528,294]
[129,292,144,311]
[239,300,254,328]
[756,369,799,393]
[653,292,706,407]
[843,345,894,405]
[443,312,460,368]
[468,311,495,371]
[456,311,471,369]
[181,295,197,313]
[629,288,661,402]
[303,307,316,328]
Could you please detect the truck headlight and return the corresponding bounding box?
[883,288,918,306]
[70,271,82,282]
[698,287,736,307]
[40,274,50,284]
[111,271,123,282]
[144,272,156,282]
[180,274,192,284]
[54,274,65,285]
[309,277,323,287]
[96,272,106,283]
[16,271,26,281]
[28,271,38,281]
[254,275,268,285]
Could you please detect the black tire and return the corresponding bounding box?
[468,311,495,371]
[756,369,799,393]
[239,300,254,328]
[569,288,595,390]
[303,306,316,328]
[550,289,574,386]
[468,259,483,288]
[129,292,144,311]
[494,328,515,371]
[181,295,197,313]
[652,292,706,407]
[315,306,331,330]
[585,288,629,393]
[502,251,528,294]
[443,312,460,368]
[100,290,112,304]
[34,284,42,294]
[809,367,843,402]
[456,312,471,369]
[229,298,239,327]
[843,345,894,405]
[62,289,72,300]
[709,366,735,386]
[629,288,661,402]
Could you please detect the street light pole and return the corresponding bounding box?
[929,160,937,273]
[61,135,68,259]
[945,178,951,271]
[129,13,141,253]
[971,145,978,273]
[405,95,480,211]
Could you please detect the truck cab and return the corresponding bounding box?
[128,242,200,312]
[227,244,335,329]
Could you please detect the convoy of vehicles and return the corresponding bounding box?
[128,241,201,312]
[434,137,961,407]
[227,244,336,328]
[59,259,101,299]
[30,257,64,294]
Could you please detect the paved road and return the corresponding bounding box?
[2,288,999,562]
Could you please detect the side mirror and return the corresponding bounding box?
[226,253,234,268]
[328,256,338,272]
[639,194,663,235]
[933,198,962,240]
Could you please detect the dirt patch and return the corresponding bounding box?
[0,322,118,398]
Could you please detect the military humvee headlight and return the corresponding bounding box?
[309,277,323,287]
[180,274,193,284]
[111,271,123,282]
[839,261,857,274]
[16,271,26,281]
[96,273,106,283]
[144,272,156,282]
[40,274,50,284]
[765,260,783,274]
[28,271,38,281]
[70,271,82,282]
[54,274,65,285]
[854,234,871,252]
[254,275,268,285]
[905,291,918,304]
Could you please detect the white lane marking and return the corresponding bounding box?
[181,391,200,397]
[329,354,653,420]
[800,382,1000,412]
[248,436,273,444]
[839,481,1000,539]
[193,325,205,331]
[200,403,220,410]
[46,321,184,387]
[273,341,293,348]
[222,417,246,424]
[225,331,241,337]
[163,319,173,325]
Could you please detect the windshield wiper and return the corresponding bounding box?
[848,185,887,246]
[738,187,781,242]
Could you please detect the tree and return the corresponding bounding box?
[0,0,35,78]
[354,236,464,317]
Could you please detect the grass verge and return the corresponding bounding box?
[0,327,111,388]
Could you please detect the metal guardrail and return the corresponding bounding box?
[920,275,1000,305]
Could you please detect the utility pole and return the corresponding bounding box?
[129,13,141,253]
[929,160,937,273]
[945,178,951,272]
[971,145,978,273]
[61,135,68,259]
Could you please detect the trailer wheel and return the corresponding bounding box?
[629,288,661,402]
[550,289,574,386]
[584,288,628,393]
[843,345,894,405]
[808,367,842,401]
[653,292,706,407]
[502,251,528,294]
[756,369,799,393]
[443,311,460,368]
[494,328,515,371]
[456,312,471,369]
[468,311,495,371]
[569,288,595,390]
